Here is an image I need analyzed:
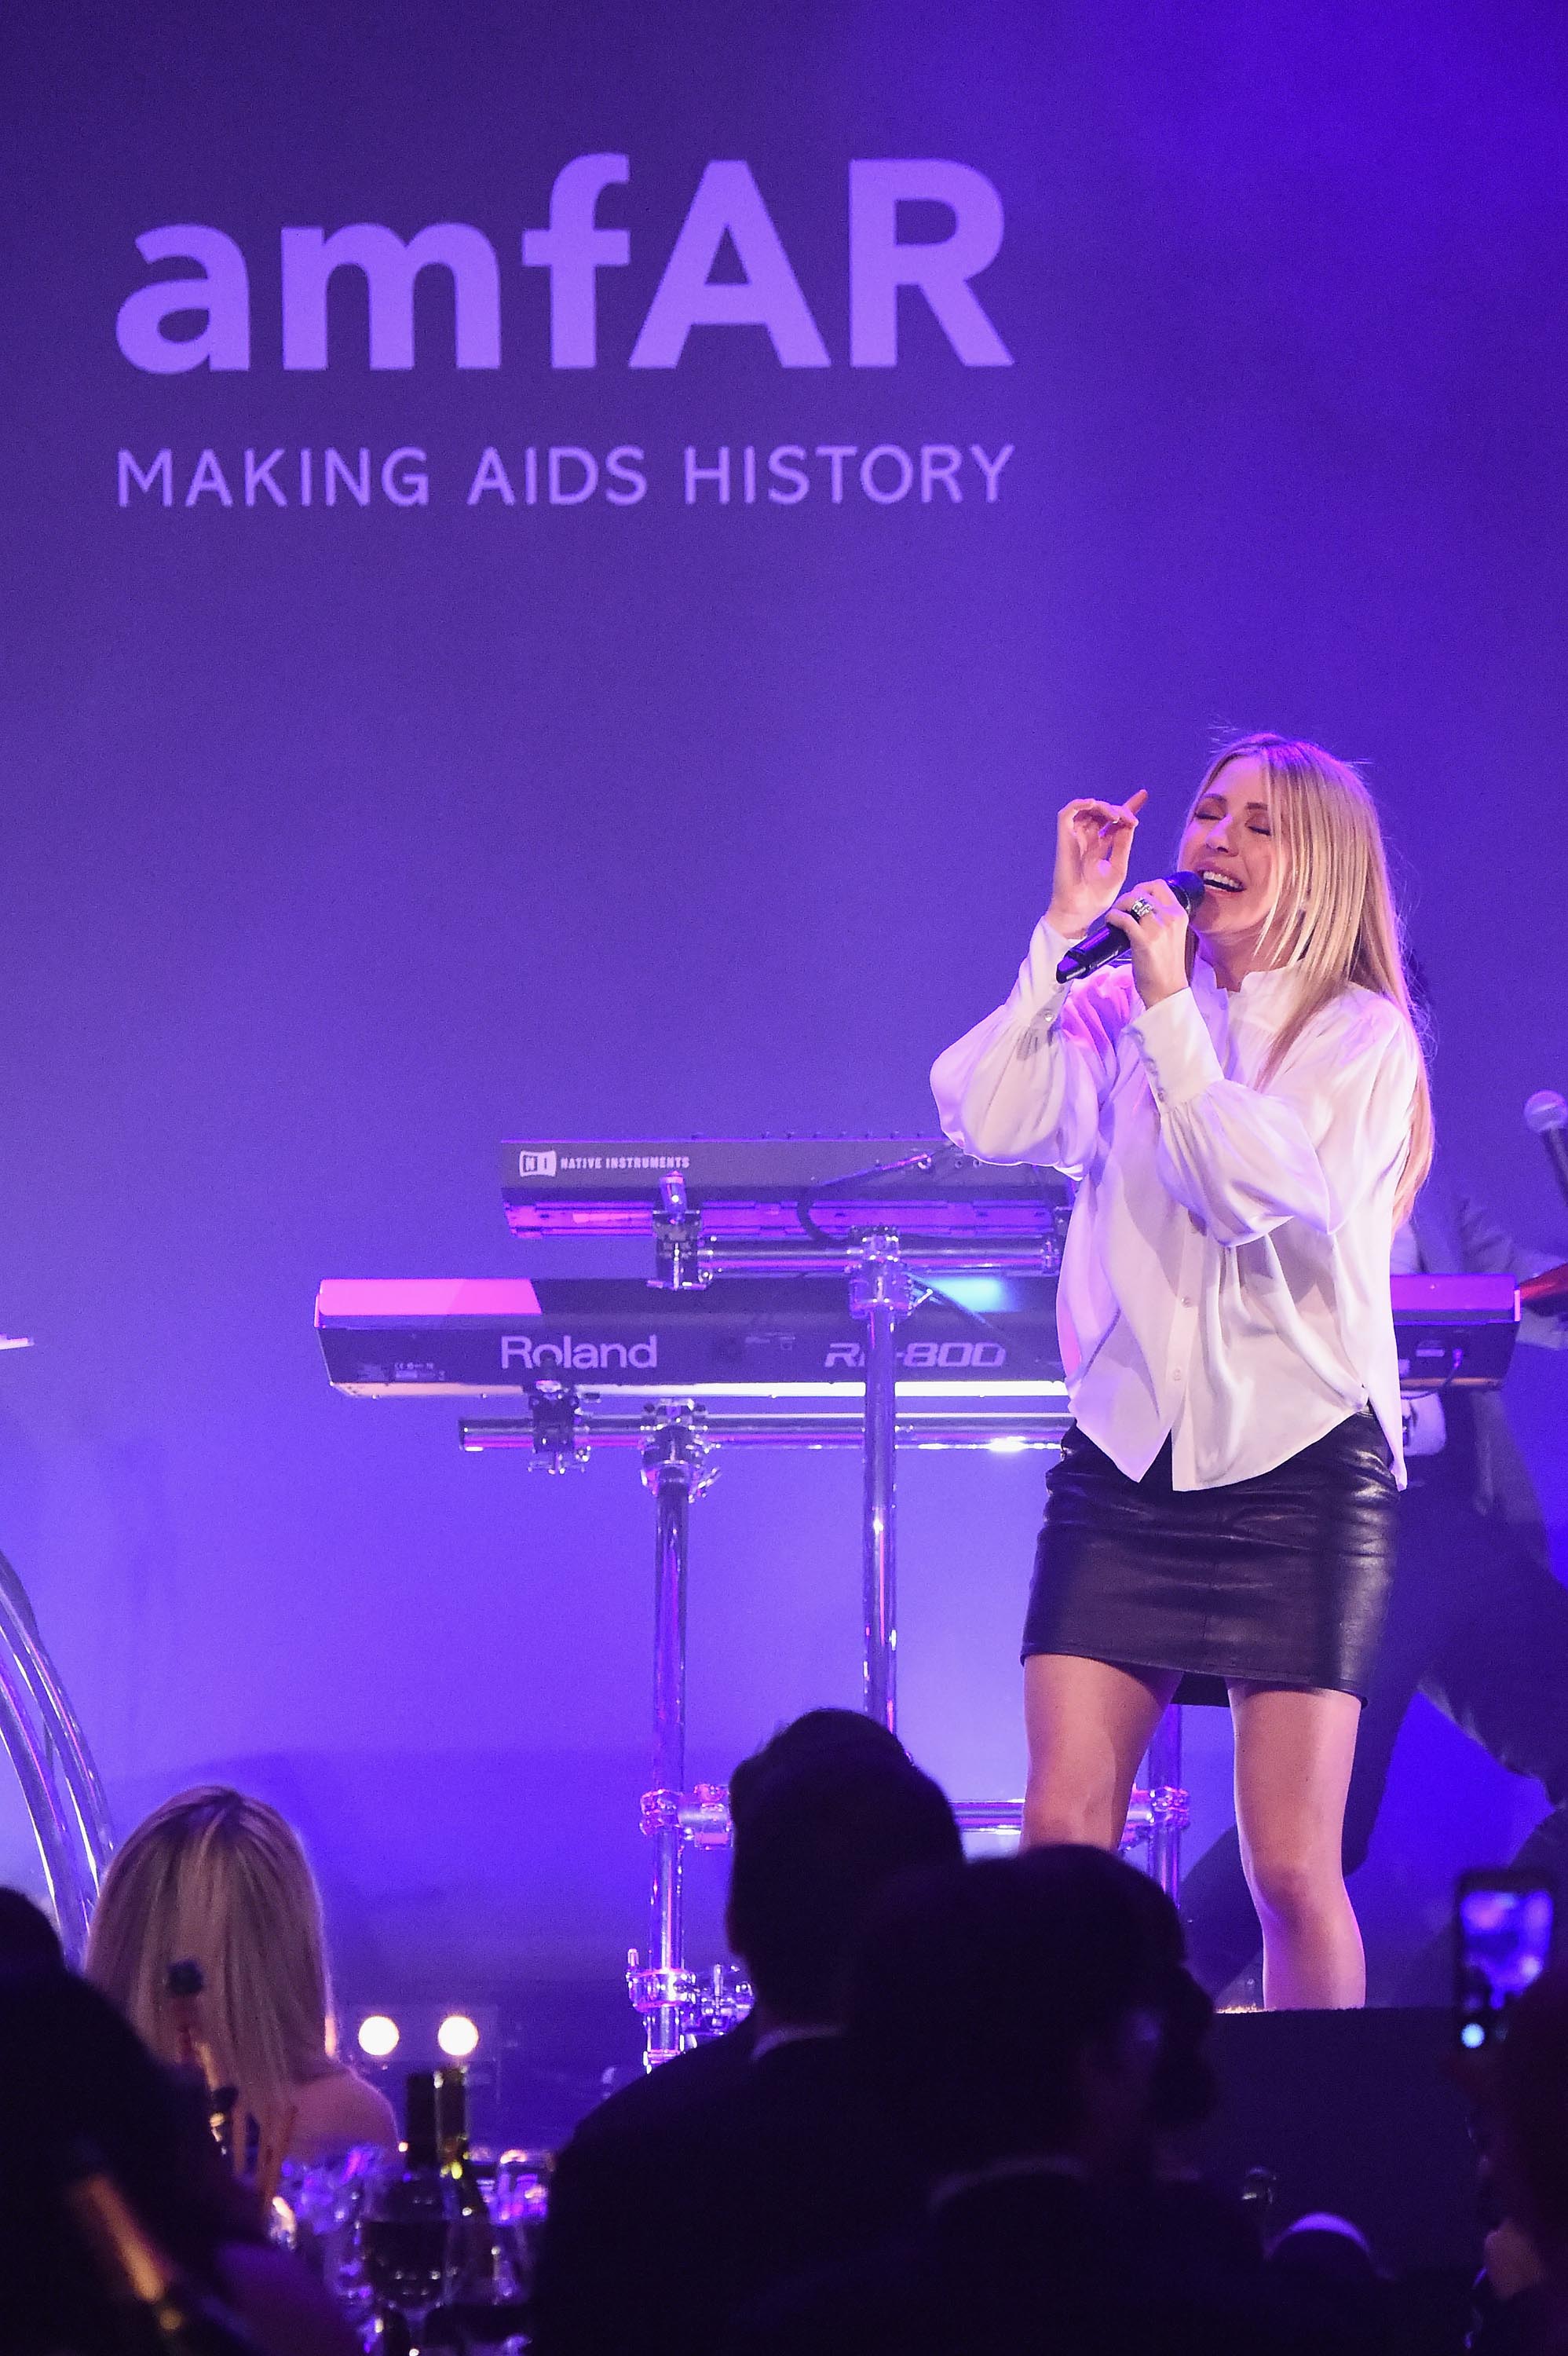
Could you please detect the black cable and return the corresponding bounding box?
[793,1143,959,1248]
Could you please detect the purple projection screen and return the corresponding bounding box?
[1,0,1566,2001]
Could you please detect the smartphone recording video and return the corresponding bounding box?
[1456,1870,1555,2052]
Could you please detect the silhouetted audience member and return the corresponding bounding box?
[1270,2211,1376,2281]
[528,1730,962,2356]
[564,1707,913,2149]
[0,1968,356,2355]
[733,1846,1288,2356]
[0,1886,65,1972]
[86,1787,395,2162]
[1470,1965,1568,2354]
[1264,2211,1389,2349]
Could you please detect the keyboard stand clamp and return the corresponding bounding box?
[625,1955,754,2042]
[638,1783,733,1849]
[652,1169,711,1292]
[524,1381,589,1472]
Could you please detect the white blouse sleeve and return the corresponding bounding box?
[930,920,1130,1173]
[1128,986,1419,1246]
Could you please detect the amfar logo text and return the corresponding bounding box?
[115,159,1011,375]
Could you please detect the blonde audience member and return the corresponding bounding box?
[86,1787,396,2163]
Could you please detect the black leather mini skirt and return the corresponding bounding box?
[1021,1414,1398,1702]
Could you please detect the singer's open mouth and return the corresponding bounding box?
[1198,869,1245,894]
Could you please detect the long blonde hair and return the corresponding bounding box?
[85,1787,342,2129]
[1190,732,1432,1220]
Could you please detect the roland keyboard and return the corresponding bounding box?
[316,1275,1067,1400]
[316,1271,1519,1400]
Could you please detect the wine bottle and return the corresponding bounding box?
[62,2146,264,2354]
[358,2073,460,2330]
[404,2067,440,2169]
[435,2065,496,2294]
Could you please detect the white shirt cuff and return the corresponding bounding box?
[1128,988,1224,1107]
[1015,918,1083,1018]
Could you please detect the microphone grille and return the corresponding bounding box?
[1524,1090,1568,1136]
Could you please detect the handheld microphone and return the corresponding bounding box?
[1519,1261,1568,1313]
[1054,872,1207,985]
[1525,1090,1568,1213]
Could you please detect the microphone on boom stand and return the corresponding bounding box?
[1054,873,1208,984]
[1525,1091,1568,1214]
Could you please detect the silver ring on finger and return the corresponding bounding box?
[1125,897,1153,921]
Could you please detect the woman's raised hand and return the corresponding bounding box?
[1046,792,1149,941]
[1102,875,1191,1008]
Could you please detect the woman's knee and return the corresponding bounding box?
[1022,1779,1121,1851]
[1243,1842,1344,1926]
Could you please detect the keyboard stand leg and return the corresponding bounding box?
[634,1409,709,2069]
[851,1233,915,1735]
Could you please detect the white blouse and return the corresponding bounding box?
[930,920,1421,1491]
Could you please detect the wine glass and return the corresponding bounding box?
[356,2149,461,2351]
[486,2149,554,2299]
[283,2145,382,2327]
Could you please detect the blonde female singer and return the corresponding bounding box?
[933,735,1431,2007]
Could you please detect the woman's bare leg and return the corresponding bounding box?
[1022,1654,1179,1850]
[1230,1683,1365,2009]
